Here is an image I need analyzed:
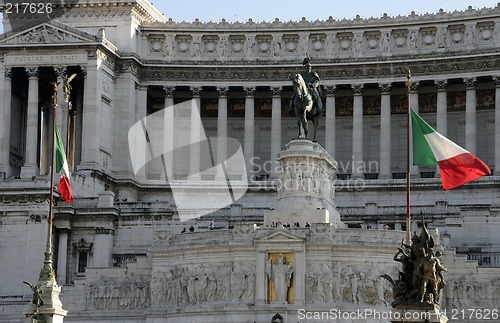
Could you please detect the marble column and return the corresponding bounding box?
[80,64,101,168]
[20,67,40,179]
[189,87,202,181]
[352,84,364,178]
[0,67,12,178]
[325,86,336,158]
[56,229,69,285]
[256,250,267,305]
[410,83,419,177]
[244,87,255,175]
[464,78,477,154]
[379,83,391,179]
[435,80,448,177]
[54,66,68,150]
[163,87,175,179]
[216,87,228,180]
[40,103,50,176]
[271,87,282,178]
[494,77,500,175]
[136,84,148,180]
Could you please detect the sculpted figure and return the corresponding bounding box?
[267,253,294,303]
[288,56,322,140]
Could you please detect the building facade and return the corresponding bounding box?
[0,1,500,322]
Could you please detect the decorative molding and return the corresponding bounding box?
[244,87,256,97]
[435,80,448,91]
[217,87,228,97]
[271,87,282,97]
[324,85,336,95]
[163,86,175,96]
[352,84,364,95]
[464,77,477,88]
[379,83,391,94]
[26,67,38,78]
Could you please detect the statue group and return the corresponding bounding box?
[382,219,447,308]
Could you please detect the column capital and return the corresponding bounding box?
[26,67,38,78]
[244,87,256,97]
[135,83,148,91]
[163,86,175,97]
[464,77,476,88]
[379,83,392,94]
[410,82,419,93]
[352,84,364,95]
[217,87,228,97]
[54,66,66,78]
[80,65,87,77]
[493,76,500,87]
[4,67,12,79]
[271,87,282,97]
[324,85,336,96]
[191,86,201,97]
[435,80,448,91]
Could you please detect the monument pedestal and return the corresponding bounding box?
[391,304,447,323]
[264,139,343,227]
[24,280,67,323]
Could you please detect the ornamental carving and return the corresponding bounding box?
[256,35,272,54]
[310,33,326,52]
[176,35,192,54]
[283,34,299,53]
[421,28,436,46]
[365,32,380,50]
[449,25,465,44]
[3,25,84,44]
[393,30,408,49]
[149,35,165,54]
[478,23,494,41]
[337,32,353,51]
[202,35,219,54]
[228,35,245,54]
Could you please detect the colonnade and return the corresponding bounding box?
[1,67,499,181]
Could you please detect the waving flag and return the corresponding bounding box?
[55,126,74,202]
[411,109,491,190]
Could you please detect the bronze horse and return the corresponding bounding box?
[289,73,321,141]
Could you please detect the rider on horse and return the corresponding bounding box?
[288,56,323,115]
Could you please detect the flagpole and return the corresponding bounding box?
[39,82,58,282]
[405,69,412,246]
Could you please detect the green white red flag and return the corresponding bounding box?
[55,126,74,202]
[411,109,491,190]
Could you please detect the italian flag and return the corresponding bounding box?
[411,109,491,190]
[55,126,74,202]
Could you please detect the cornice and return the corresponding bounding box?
[141,5,500,32]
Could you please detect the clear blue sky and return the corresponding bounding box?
[1,1,498,32]
[154,1,498,22]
